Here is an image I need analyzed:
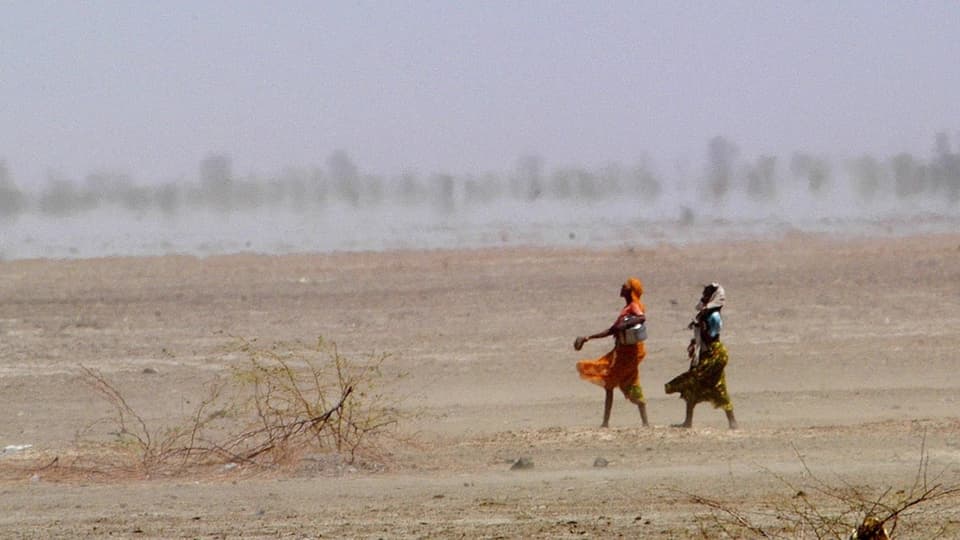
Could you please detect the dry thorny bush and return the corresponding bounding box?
[687,436,960,539]
[21,337,404,481]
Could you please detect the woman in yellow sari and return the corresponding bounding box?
[574,278,649,428]
[665,283,738,429]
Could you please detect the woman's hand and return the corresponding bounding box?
[574,336,587,351]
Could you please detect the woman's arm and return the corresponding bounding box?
[574,303,644,351]
[574,327,614,350]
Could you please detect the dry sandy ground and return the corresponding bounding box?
[1,233,960,538]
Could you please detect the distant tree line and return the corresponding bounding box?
[706,132,960,203]
[1,132,958,220]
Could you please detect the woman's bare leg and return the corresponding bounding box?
[725,409,738,430]
[672,400,695,428]
[601,388,614,428]
[637,402,649,427]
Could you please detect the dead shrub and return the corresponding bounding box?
[223,336,401,467]
[687,437,960,538]
[59,337,402,479]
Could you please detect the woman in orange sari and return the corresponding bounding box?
[574,278,649,428]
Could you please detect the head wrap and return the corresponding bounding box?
[696,282,725,311]
[624,277,644,305]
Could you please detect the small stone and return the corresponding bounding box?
[142,367,158,375]
[510,457,534,470]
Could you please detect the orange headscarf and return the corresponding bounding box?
[625,277,645,311]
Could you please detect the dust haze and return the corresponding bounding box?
[1,136,959,260]
[2,3,959,259]
[3,6,960,536]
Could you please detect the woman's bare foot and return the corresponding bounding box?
[671,401,694,428]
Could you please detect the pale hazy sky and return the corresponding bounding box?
[2,1,958,186]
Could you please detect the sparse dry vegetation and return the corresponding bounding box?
[688,438,960,539]
[23,337,402,481]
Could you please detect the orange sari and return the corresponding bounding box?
[576,298,647,404]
